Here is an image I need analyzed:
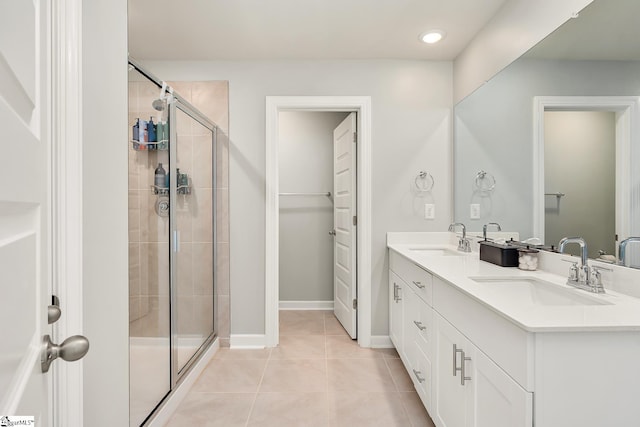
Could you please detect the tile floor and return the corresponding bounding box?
[167,310,435,426]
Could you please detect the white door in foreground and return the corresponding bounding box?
[332,112,357,338]
[0,1,60,424]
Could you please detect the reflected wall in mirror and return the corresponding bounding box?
[454,0,640,265]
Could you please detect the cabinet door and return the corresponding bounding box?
[468,348,532,427]
[433,313,469,427]
[389,272,405,355]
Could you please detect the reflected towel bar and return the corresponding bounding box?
[279,192,331,197]
[545,192,565,198]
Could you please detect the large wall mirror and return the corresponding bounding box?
[454,0,640,265]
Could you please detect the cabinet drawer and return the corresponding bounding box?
[405,291,433,358]
[408,343,432,412]
[415,302,433,357]
[389,250,433,305]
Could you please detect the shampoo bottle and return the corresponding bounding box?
[148,117,157,143]
[156,118,164,145]
[132,118,139,141]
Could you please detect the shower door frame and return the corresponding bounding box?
[168,98,218,387]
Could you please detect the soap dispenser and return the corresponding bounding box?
[154,163,167,190]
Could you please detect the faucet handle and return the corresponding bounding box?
[589,266,611,293]
[561,259,579,281]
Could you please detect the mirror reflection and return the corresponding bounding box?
[454,0,640,265]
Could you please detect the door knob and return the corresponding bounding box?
[41,334,90,373]
[48,305,61,324]
[329,229,336,236]
[48,295,61,324]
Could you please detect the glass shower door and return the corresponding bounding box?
[128,69,171,427]
[170,103,216,378]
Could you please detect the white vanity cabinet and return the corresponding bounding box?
[389,250,532,427]
[388,239,640,427]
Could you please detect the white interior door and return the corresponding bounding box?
[0,0,52,423]
[333,112,357,338]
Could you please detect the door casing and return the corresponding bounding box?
[533,96,640,249]
[265,96,372,348]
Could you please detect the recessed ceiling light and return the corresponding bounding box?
[420,30,446,44]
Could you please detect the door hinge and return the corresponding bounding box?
[353,215,357,226]
[353,298,357,309]
[353,132,357,143]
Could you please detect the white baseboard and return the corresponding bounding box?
[146,338,219,427]
[279,300,334,310]
[370,335,393,348]
[230,334,266,349]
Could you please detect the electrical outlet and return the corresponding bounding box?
[470,204,481,219]
[424,204,435,219]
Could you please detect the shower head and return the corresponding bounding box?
[152,98,165,111]
[152,81,169,111]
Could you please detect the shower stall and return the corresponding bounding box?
[128,59,218,426]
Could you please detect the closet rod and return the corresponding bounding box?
[279,192,331,197]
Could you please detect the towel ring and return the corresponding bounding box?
[475,170,496,192]
[414,171,434,193]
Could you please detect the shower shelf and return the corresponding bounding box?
[150,185,191,195]
[131,139,168,151]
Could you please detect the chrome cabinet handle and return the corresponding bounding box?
[329,229,336,236]
[412,280,425,289]
[453,344,459,376]
[413,320,426,331]
[454,344,471,385]
[393,283,402,302]
[460,350,472,386]
[412,369,426,383]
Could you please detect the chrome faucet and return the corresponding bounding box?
[619,237,640,267]
[558,237,605,293]
[449,223,471,252]
[482,222,501,241]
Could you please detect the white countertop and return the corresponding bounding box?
[388,233,640,332]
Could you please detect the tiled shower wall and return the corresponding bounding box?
[128,80,230,345]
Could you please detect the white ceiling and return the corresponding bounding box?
[128,0,508,61]
[525,0,640,61]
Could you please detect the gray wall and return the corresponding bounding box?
[544,111,616,257]
[279,112,348,302]
[454,59,640,239]
[142,59,453,336]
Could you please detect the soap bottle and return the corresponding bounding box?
[140,119,148,150]
[156,118,164,146]
[148,117,157,144]
[154,163,166,190]
[132,118,139,141]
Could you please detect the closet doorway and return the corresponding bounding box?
[265,96,372,348]
[279,111,356,338]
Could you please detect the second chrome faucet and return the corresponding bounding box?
[558,237,606,293]
[448,223,471,252]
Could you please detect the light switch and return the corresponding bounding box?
[470,204,480,219]
[424,204,435,219]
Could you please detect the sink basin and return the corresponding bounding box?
[409,247,464,256]
[470,276,612,306]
